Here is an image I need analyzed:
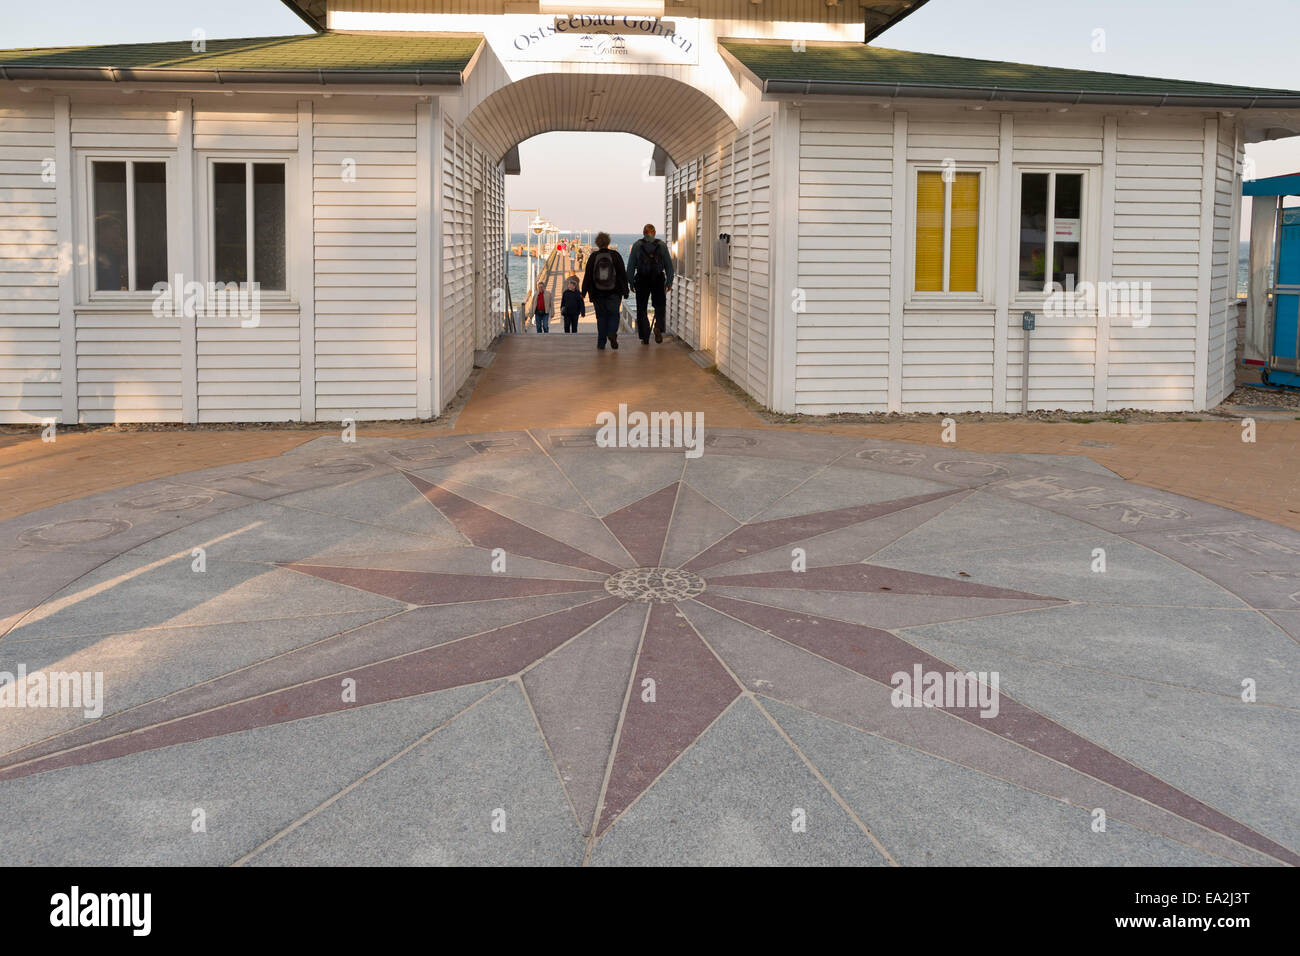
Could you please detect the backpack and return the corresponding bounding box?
[592,250,617,292]
[638,239,665,281]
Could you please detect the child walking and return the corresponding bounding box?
[560,275,585,333]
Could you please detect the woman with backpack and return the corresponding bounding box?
[581,232,629,351]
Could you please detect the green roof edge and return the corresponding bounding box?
[719,39,1300,106]
[0,32,486,87]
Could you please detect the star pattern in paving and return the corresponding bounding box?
[0,468,1296,866]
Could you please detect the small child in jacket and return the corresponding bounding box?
[560,276,585,333]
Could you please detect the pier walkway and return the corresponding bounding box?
[510,243,637,335]
[453,332,761,433]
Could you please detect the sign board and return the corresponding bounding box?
[1054,218,1081,242]
[504,16,698,65]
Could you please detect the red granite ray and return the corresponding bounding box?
[602,482,679,568]
[280,564,605,605]
[596,602,741,833]
[523,603,649,836]
[680,489,961,571]
[674,597,1277,866]
[698,593,1300,866]
[0,593,613,772]
[707,563,1066,602]
[0,597,624,783]
[401,471,621,573]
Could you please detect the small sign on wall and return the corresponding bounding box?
[1054,218,1081,242]
[713,236,730,269]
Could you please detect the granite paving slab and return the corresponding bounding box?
[0,428,1294,866]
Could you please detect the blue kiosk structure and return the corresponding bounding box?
[1244,173,1300,388]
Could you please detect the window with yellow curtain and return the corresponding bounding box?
[914,169,981,293]
[949,172,979,292]
[915,171,945,292]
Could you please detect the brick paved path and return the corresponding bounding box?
[5,334,1297,530]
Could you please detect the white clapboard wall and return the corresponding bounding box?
[311,103,421,422]
[440,113,505,409]
[795,108,893,412]
[0,92,433,424]
[1007,114,1104,412]
[72,100,183,423]
[482,154,506,355]
[791,104,1243,414]
[709,114,773,402]
[665,156,703,347]
[1208,118,1242,408]
[0,101,60,424]
[1107,116,1207,410]
[195,101,301,423]
[901,111,1000,413]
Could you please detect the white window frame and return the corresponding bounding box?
[1011,166,1097,304]
[906,163,991,303]
[199,154,293,299]
[78,151,175,302]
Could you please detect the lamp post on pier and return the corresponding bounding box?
[530,215,548,292]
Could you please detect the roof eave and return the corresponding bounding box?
[759,77,1300,109]
[280,0,326,33]
[0,64,466,87]
[863,0,933,44]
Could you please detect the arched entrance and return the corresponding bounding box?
[435,63,774,419]
[466,71,737,348]
[463,72,737,168]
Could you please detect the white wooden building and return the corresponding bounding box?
[2,0,1299,422]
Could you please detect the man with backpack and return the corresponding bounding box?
[581,231,629,351]
[626,223,675,344]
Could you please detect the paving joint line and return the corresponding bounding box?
[230,680,506,866]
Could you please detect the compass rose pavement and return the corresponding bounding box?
[0,428,1297,866]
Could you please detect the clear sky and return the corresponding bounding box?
[3,0,1299,233]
